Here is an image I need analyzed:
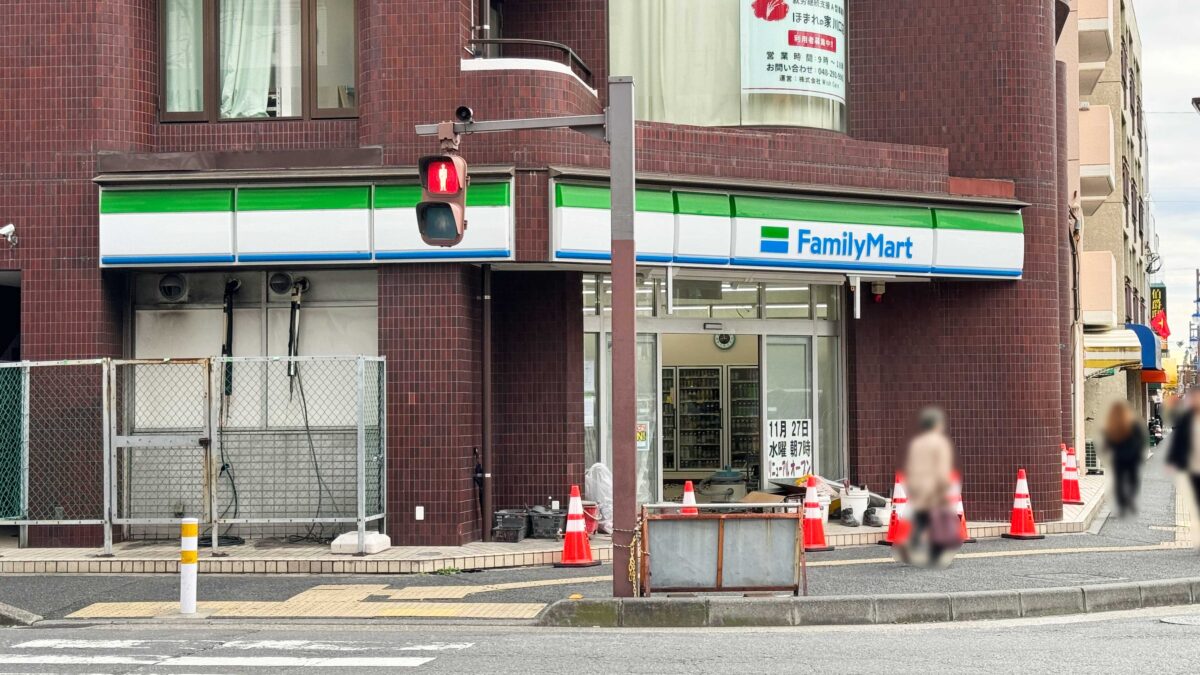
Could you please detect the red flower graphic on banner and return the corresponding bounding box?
[751,0,789,22]
[1151,309,1170,339]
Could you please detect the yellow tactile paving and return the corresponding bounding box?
[381,575,611,600]
[66,582,551,620]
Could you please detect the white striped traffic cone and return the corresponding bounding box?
[802,475,833,552]
[681,480,698,515]
[1001,468,1044,540]
[555,485,600,567]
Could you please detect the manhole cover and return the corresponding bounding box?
[1019,572,1124,583]
[1160,616,1200,626]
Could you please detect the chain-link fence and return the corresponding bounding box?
[0,360,110,548]
[111,359,211,536]
[211,356,386,547]
[0,356,385,554]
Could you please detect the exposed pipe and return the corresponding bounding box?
[481,264,494,541]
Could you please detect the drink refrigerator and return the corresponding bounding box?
[660,365,761,484]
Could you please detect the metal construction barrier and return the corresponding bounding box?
[0,360,111,550]
[639,503,807,596]
[0,356,385,555]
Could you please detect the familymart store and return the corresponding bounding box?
[556,181,1024,504]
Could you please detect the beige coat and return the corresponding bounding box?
[904,430,954,511]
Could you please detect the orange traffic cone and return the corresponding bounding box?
[1060,443,1068,483]
[1062,447,1084,505]
[802,475,833,552]
[878,472,910,546]
[555,485,600,567]
[950,470,975,543]
[1001,469,1044,540]
[681,480,698,515]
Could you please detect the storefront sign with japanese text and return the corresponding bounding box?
[766,418,813,479]
[1150,284,1170,340]
[741,0,847,103]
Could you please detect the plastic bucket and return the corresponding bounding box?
[842,489,870,520]
[582,501,599,535]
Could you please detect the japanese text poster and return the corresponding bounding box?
[766,418,813,480]
[741,0,847,103]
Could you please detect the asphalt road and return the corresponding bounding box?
[3,605,1200,673]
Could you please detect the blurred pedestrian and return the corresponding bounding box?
[1102,400,1146,517]
[897,407,959,567]
[1167,391,1200,518]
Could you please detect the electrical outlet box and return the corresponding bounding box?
[415,506,425,521]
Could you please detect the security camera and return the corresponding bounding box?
[269,272,294,295]
[0,223,15,247]
[455,106,474,123]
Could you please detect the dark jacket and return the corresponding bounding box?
[1167,410,1194,471]
[1106,423,1146,465]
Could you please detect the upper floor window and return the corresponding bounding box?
[610,0,847,132]
[162,0,357,121]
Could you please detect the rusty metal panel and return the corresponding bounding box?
[720,518,798,588]
[646,519,719,589]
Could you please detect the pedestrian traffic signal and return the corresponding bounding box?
[416,154,469,246]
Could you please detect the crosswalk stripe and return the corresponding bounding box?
[0,654,163,665]
[0,653,437,668]
[164,656,435,667]
[14,639,192,649]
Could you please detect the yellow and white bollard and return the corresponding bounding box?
[180,517,198,614]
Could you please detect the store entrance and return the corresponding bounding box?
[581,273,845,504]
[661,334,761,501]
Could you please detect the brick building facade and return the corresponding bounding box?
[0,0,1073,546]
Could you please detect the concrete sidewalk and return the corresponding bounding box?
[0,473,1104,575]
[0,534,613,576]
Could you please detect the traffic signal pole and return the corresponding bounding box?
[416,77,639,597]
[606,77,637,598]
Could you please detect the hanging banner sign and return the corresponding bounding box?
[766,418,813,480]
[741,0,847,103]
[1150,284,1170,340]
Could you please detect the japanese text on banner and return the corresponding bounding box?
[766,418,813,480]
[741,0,847,103]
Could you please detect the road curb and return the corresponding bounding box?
[0,601,42,627]
[536,577,1200,628]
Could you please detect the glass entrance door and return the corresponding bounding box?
[604,333,660,504]
[762,336,814,486]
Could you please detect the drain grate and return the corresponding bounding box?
[1160,616,1200,626]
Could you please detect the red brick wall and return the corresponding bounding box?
[847,0,1066,521]
[491,271,584,510]
[379,263,482,546]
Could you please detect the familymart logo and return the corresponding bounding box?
[759,225,915,260]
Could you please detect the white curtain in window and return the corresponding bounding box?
[164,0,204,113]
[220,0,279,118]
[611,0,741,126]
[275,0,301,116]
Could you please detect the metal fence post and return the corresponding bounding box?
[101,360,113,556]
[356,357,367,555]
[208,358,221,555]
[18,364,29,548]
[380,358,387,537]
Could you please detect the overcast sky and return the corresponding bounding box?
[1138,0,1200,356]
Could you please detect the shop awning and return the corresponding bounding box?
[1084,324,1163,378]
[1143,357,1178,386]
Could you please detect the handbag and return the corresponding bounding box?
[928,505,963,549]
